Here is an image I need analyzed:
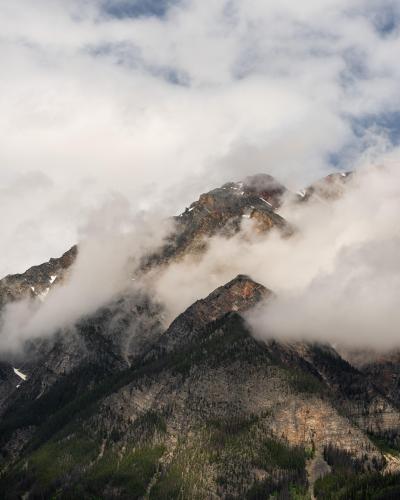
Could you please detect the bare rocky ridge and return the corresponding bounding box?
[0,172,399,498]
[0,245,77,309]
[143,174,290,269]
[149,274,271,355]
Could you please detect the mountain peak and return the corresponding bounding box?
[154,275,271,354]
[144,175,288,269]
[184,173,287,217]
[241,173,287,208]
[207,273,270,306]
[300,171,352,202]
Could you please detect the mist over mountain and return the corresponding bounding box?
[0,167,400,498]
[3,0,400,277]
[3,0,400,498]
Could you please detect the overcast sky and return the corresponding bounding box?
[2,0,400,276]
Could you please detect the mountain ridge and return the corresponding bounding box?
[1,171,400,499]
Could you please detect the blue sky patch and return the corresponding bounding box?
[370,3,399,35]
[353,112,400,145]
[101,0,179,19]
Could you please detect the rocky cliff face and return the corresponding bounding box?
[0,172,399,499]
[0,245,77,309]
[143,175,290,269]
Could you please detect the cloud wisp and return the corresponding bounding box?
[152,161,400,350]
[3,1,400,352]
[0,198,174,353]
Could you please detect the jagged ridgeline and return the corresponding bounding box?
[0,174,400,499]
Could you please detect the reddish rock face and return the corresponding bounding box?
[190,274,271,323]
[154,274,272,354]
[143,176,289,270]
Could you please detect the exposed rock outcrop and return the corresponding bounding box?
[0,245,77,308]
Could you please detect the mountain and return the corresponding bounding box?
[297,172,352,203]
[0,173,399,499]
[143,174,290,269]
[0,246,77,308]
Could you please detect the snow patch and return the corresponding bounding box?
[297,190,306,198]
[30,286,35,292]
[260,197,272,207]
[49,275,57,284]
[13,368,27,381]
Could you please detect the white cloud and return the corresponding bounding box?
[1,0,400,278]
[151,160,400,350]
[0,199,174,352]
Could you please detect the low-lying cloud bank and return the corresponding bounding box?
[2,159,400,353]
[3,1,400,352]
[153,161,400,350]
[0,202,173,353]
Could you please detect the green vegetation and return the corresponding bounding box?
[28,434,99,487]
[247,481,310,499]
[314,472,400,499]
[368,432,400,457]
[323,444,363,475]
[0,362,111,453]
[87,444,165,498]
[207,414,260,450]
[132,410,167,437]
[311,345,356,375]
[149,450,203,499]
[4,312,396,499]
[245,437,308,498]
[0,433,100,498]
[203,415,308,499]
[0,313,273,473]
[165,313,271,376]
[150,463,184,499]
[255,437,307,471]
[286,369,326,394]
[1,442,165,499]
[313,444,400,499]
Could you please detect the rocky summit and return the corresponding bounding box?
[0,174,400,499]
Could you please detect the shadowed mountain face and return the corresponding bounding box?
[0,173,400,499]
